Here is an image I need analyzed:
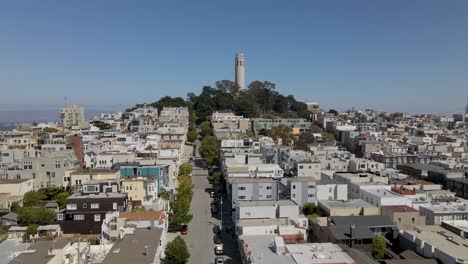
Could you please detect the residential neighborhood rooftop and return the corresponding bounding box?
[102,228,163,264]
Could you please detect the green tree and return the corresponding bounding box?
[43,127,59,133]
[200,121,213,137]
[10,202,21,213]
[178,163,193,178]
[215,80,239,95]
[56,192,70,209]
[267,125,293,146]
[159,189,170,200]
[199,136,219,165]
[18,207,56,225]
[93,121,111,130]
[188,112,197,130]
[323,132,336,143]
[233,94,258,118]
[23,224,39,242]
[372,235,386,259]
[42,187,62,200]
[210,171,224,186]
[328,109,339,116]
[169,177,193,229]
[302,203,317,216]
[132,207,146,212]
[295,132,315,151]
[186,130,197,142]
[150,96,187,110]
[23,191,46,207]
[165,236,190,264]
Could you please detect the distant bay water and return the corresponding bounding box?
[0,105,127,124]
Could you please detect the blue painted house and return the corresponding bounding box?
[116,163,169,192]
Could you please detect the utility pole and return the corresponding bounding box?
[220,196,223,230]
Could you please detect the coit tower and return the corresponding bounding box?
[235,53,245,90]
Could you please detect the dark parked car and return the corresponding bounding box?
[213,234,222,244]
[180,224,188,235]
[211,204,218,214]
[213,225,220,234]
[215,256,224,264]
[168,225,180,233]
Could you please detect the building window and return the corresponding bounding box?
[94,214,101,222]
[74,214,85,221]
[67,204,77,210]
[266,195,272,199]
[83,203,87,208]
[308,194,314,198]
[84,185,98,193]
[91,203,99,209]
[238,196,246,199]
[292,185,296,189]
[113,202,118,210]
[57,213,64,221]
[308,185,314,189]
[266,186,272,190]
[238,186,246,191]
[412,217,415,223]
[398,218,401,223]
[292,194,296,198]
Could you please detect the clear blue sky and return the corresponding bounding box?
[1,0,467,114]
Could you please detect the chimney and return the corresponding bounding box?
[144,245,148,256]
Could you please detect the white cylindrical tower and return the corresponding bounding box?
[235,53,245,90]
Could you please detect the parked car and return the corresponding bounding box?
[168,225,180,233]
[215,256,224,264]
[214,244,224,255]
[213,235,222,244]
[211,204,218,214]
[213,225,220,234]
[180,225,188,235]
[210,191,215,198]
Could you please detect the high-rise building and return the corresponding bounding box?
[235,52,245,90]
[60,104,85,128]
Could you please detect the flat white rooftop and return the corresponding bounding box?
[403,225,468,260]
[420,201,468,213]
[237,200,297,207]
[286,243,356,264]
[362,188,404,199]
[319,199,377,209]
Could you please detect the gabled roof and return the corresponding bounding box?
[1,212,18,221]
[330,225,374,240]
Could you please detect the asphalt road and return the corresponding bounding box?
[182,140,241,264]
[185,164,216,264]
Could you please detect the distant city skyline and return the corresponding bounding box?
[1,1,468,115]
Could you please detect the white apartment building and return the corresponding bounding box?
[419,201,468,225]
[360,188,411,208]
[60,104,85,128]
